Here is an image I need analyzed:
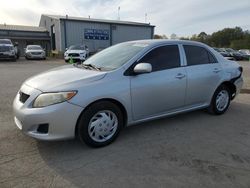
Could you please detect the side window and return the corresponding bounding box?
[139,45,180,72]
[184,45,216,66]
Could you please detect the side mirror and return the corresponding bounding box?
[14,42,18,47]
[133,63,152,74]
[65,48,68,51]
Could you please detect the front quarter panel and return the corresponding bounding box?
[68,69,133,124]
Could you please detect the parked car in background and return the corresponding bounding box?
[13,40,243,147]
[238,49,250,60]
[213,47,230,57]
[25,45,46,60]
[0,39,16,61]
[223,48,244,61]
[64,45,89,62]
[213,48,234,60]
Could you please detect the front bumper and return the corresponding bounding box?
[64,54,86,61]
[0,52,16,59]
[26,54,45,59]
[13,84,83,140]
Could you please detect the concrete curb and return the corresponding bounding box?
[240,89,250,94]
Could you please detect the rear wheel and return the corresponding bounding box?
[207,85,231,115]
[77,101,123,147]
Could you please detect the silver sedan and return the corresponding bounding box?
[25,45,46,60]
[13,40,243,147]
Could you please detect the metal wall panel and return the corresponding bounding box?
[61,20,111,52]
[111,25,153,45]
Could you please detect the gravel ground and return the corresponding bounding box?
[0,58,250,188]
[238,61,250,90]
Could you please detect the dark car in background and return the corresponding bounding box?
[224,48,244,61]
[0,39,17,61]
[213,48,233,60]
[238,49,250,60]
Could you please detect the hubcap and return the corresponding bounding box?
[216,90,229,111]
[88,110,118,142]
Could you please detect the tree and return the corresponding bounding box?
[170,33,178,39]
[154,34,168,39]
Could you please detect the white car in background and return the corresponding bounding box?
[64,45,89,62]
[25,45,46,60]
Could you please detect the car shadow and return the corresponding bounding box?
[36,100,250,187]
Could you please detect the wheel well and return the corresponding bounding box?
[75,98,128,137]
[220,81,236,99]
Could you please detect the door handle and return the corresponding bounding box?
[213,68,221,73]
[175,73,186,79]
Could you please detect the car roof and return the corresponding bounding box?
[125,39,210,48]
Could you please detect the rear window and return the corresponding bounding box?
[184,45,217,66]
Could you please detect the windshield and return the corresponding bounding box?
[0,39,12,45]
[69,45,85,50]
[27,45,42,50]
[82,42,148,71]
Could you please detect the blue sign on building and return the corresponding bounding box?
[84,29,109,40]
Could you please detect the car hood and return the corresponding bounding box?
[66,50,85,53]
[26,50,44,53]
[0,44,13,47]
[24,65,106,91]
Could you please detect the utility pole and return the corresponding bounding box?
[145,13,147,23]
[118,7,120,20]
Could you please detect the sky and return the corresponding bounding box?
[0,0,250,37]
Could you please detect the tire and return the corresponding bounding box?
[77,101,123,147]
[207,85,231,115]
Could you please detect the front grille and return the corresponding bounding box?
[0,54,10,58]
[19,91,30,103]
[0,46,10,52]
[31,52,42,55]
[68,53,79,57]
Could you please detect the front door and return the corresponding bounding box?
[130,45,187,120]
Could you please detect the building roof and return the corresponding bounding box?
[0,24,48,32]
[43,14,155,27]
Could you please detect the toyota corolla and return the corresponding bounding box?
[13,40,243,147]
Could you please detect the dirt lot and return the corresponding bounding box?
[0,58,250,188]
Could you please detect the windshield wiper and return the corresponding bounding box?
[82,63,101,71]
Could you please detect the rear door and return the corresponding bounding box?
[183,45,223,106]
[130,44,187,120]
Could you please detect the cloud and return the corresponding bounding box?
[0,0,249,37]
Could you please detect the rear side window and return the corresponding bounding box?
[139,45,180,72]
[184,45,217,66]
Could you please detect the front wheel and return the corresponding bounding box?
[207,85,231,115]
[77,101,123,147]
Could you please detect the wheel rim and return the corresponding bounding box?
[88,110,118,142]
[216,90,229,111]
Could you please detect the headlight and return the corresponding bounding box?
[33,91,77,108]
